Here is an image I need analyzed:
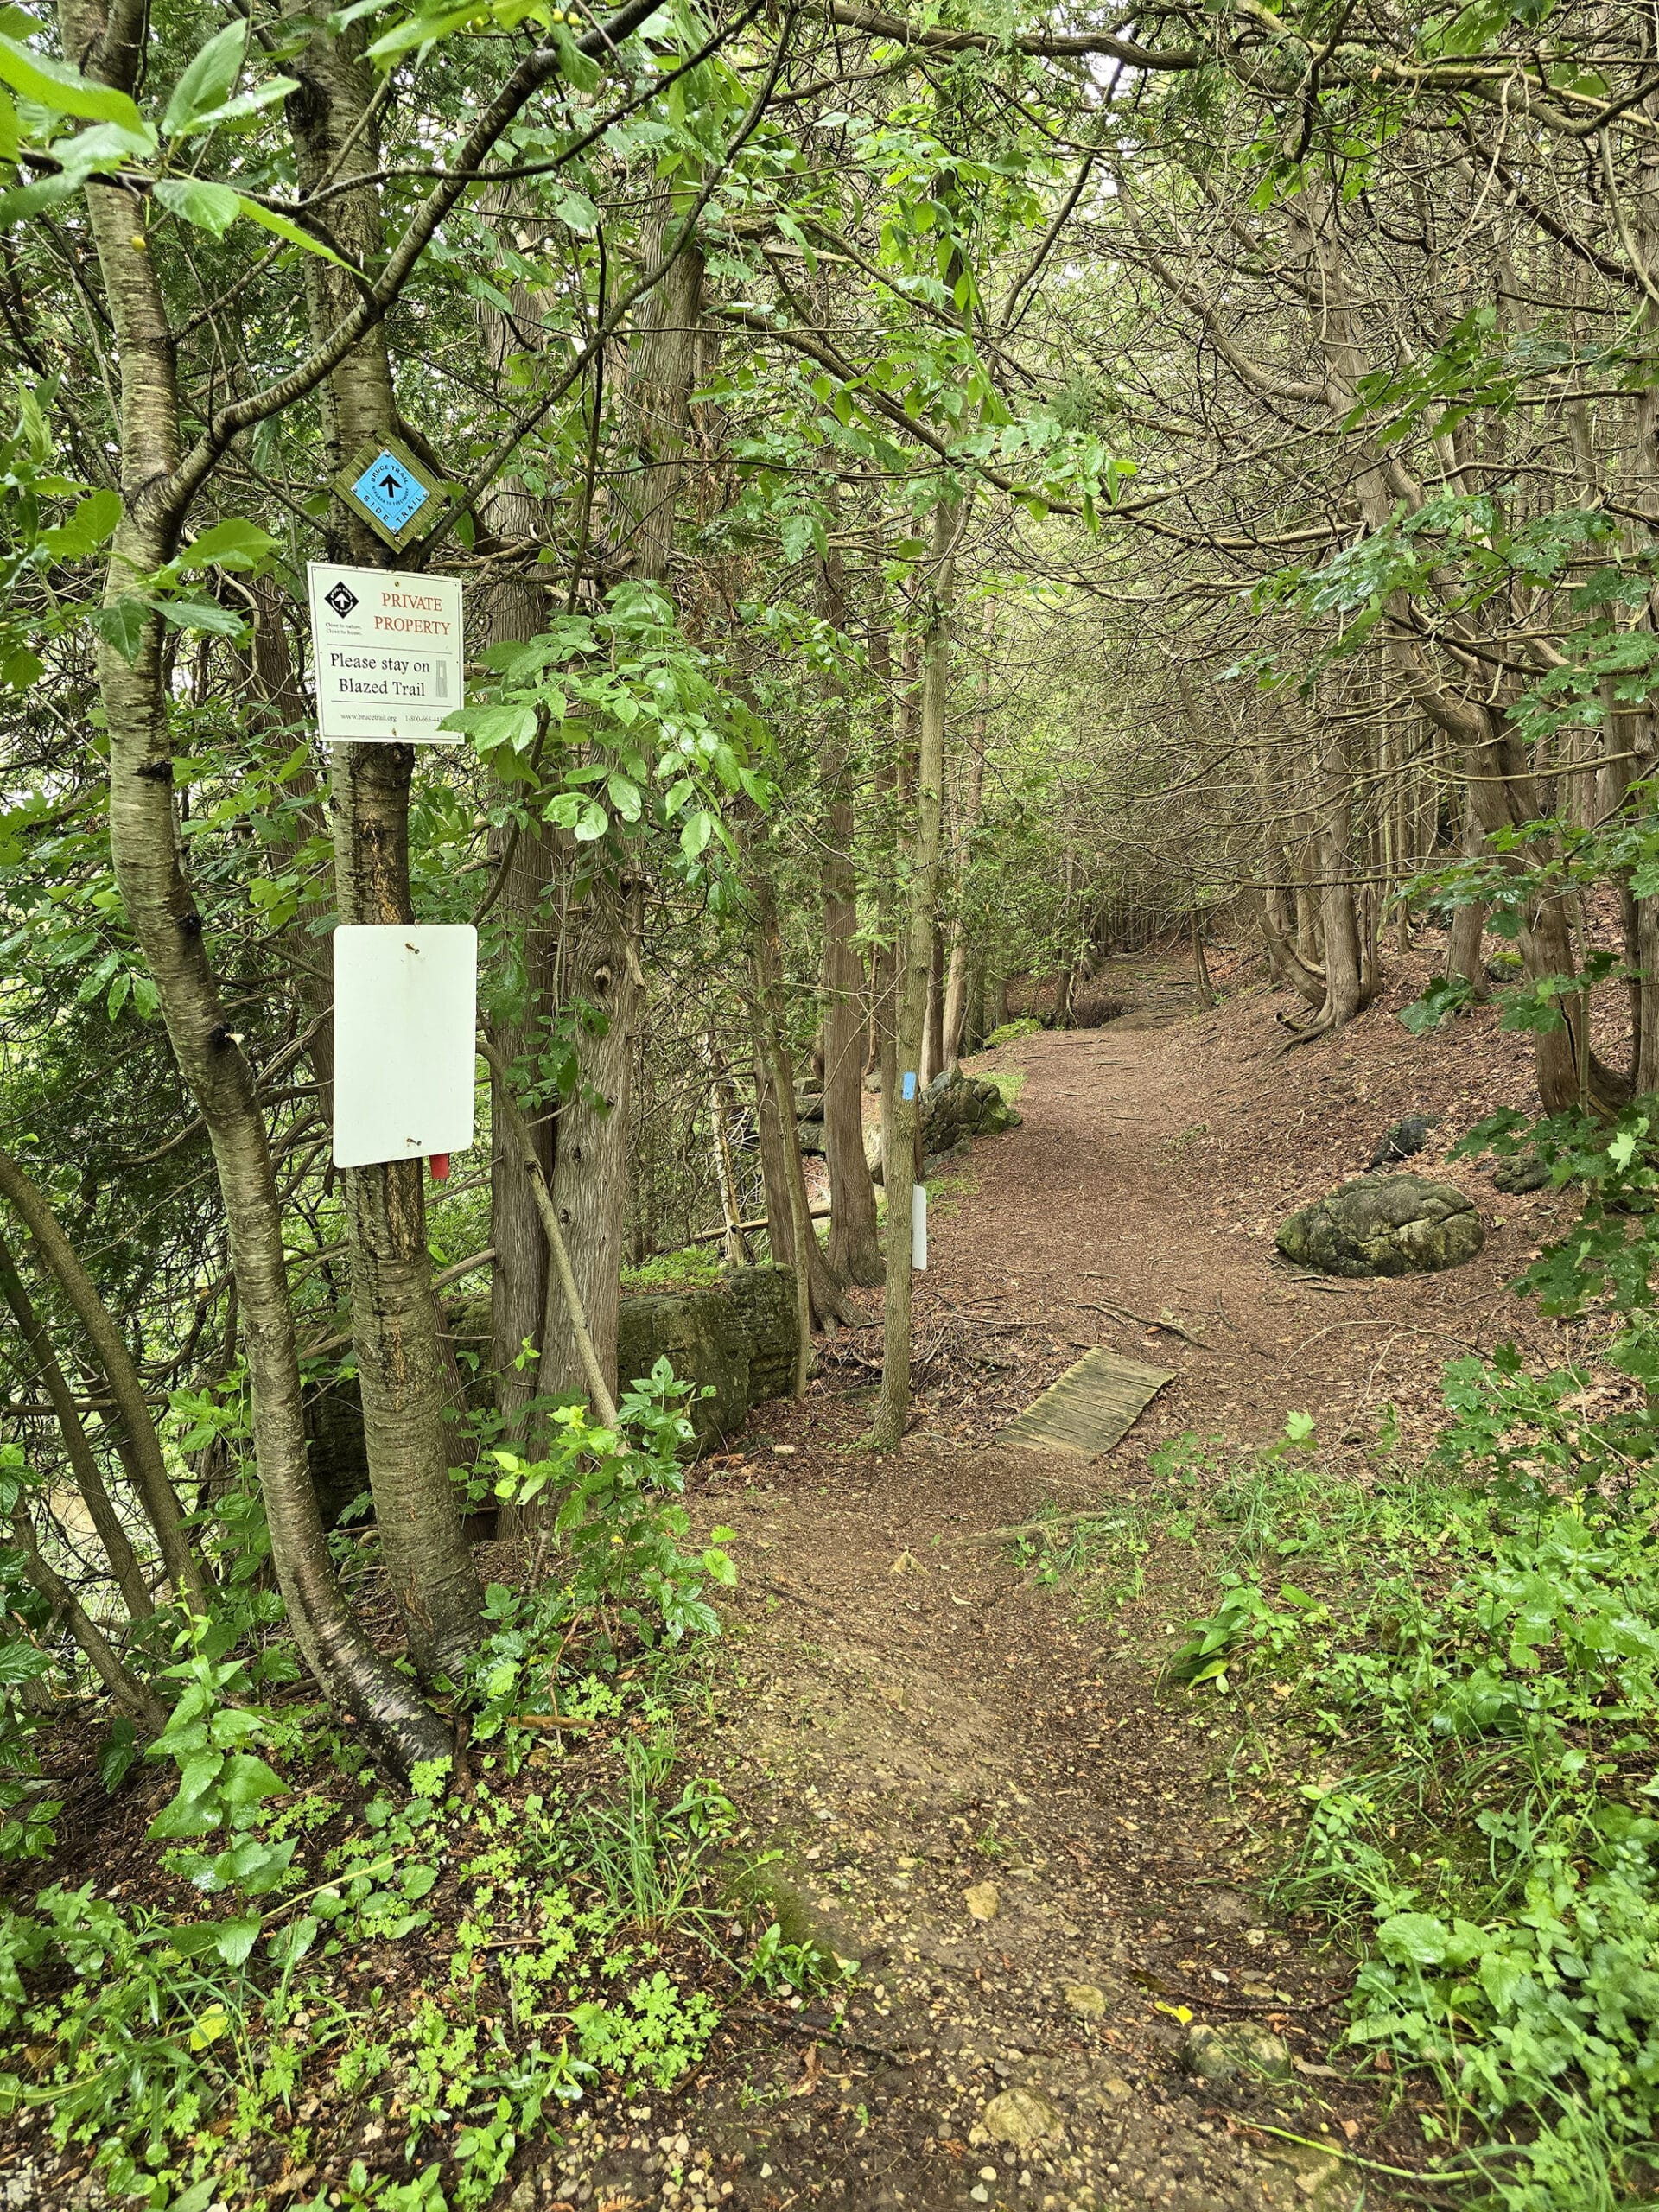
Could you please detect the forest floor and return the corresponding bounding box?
[543,944,1595,2212]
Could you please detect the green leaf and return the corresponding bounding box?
[367,2,480,64]
[0,170,79,223]
[607,772,642,823]
[267,1913,319,1967]
[93,597,149,661]
[0,32,143,126]
[1376,1910,1451,1967]
[551,185,598,233]
[44,115,156,170]
[181,516,277,570]
[214,1914,262,1965]
[164,1914,262,1964]
[680,809,713,859]
[162,2181,219,2212]
[235,194,349,267]
[217,1752,284,1807]
[0,1640,48,1685]
[36,486,120,558]
[152,175,240,235]
[178,75,297,131]
[162,21,247,136]
[155,596,245,638]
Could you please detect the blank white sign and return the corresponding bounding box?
[912,1183,928,1272]
[333,925,476,1169]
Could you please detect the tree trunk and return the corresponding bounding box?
[542,878,644,1408]
[921,923,946,1081]
[941,696,987,1071]
[540,198,706,1412]
[873,500,961,1450]
[486,817,559,1456]
[0,1151,204,1609]
[291,29,480,1677]
[1447,811,1491,998]
[748,860,847,1334]
[1317,749,1365,1029]
[10,1507,168,1734]
[1191,908,1215,1007]
[329,747,483,1675]
[0,1227,153,1621]
[707,1071,753,1268]
[817,543,883,1287]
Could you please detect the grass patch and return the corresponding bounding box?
[979,1063,1027,1109]
[1008,1501,1174,1617]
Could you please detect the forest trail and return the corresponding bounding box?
[544,962,1573,2212]
[549,966,1569,2212]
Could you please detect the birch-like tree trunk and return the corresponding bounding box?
[872,499,961,1449]
[291,26,480,1676]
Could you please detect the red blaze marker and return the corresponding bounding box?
[429,1153,450,1181]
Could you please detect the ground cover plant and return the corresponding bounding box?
[1128,1371,1659,2212]
[0,1368,842,2211]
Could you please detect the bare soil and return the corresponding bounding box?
[552,945,1592,2212]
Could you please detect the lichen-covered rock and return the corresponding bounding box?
[1276,1173,1484,1278]
[618,1281,753,1446]
[1492,1152,1550,1194]
[721,1263,799,1405]
[619,1265,799,1448]
[866,1068,1020,1184]
[1183,2023,1293,2087]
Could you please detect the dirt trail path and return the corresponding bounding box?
[562,975,1570,2212]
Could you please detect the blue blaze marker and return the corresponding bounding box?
[901,1071,918,1101]
[351,450,430,536]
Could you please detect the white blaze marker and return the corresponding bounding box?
[332,924,476,1170]
[307,562,464,744]
[912,1183,928,1272]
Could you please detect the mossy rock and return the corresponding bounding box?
[721,1263,800,1406]
[585,1266,801,1451]
[867,1069,1020,1184]
[304,1267,801,1521]
[1276,1173,1484,1278]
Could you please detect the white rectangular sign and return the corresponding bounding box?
[307,562,463,744]
[333,924,476,1170]
[912,1183,928,1272]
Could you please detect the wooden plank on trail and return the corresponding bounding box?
[997,1347,1175,1458]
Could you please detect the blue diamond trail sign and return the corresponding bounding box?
[333,434,446,550]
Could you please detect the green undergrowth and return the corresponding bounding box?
[0,1363,849,2212]
[620,1246,725,1294]
[981,1017,1044,1050]
[1083,1377,1659,2212]
[977,1062,1028,1108]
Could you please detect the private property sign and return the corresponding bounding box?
[306,563,464,744]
